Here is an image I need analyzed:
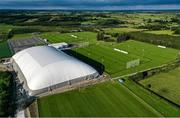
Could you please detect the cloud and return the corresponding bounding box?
[0,0,180,10]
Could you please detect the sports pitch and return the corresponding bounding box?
[68,40,180,77]
[41,32,97,44]
[140,67,180,105]
[38,81,161,117]
[39,32,180,117]
[42,32,180,77]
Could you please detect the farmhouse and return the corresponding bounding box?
[11,46,99,96]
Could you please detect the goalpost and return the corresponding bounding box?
[78,42,90,48]
[126,59,140,69]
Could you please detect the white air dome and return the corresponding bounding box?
[12,46,99,95]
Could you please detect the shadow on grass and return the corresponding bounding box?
[64,50,105,75]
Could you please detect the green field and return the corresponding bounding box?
[144,30,180,36]
[38,81,161,117]
[11,33,33,40]
[1,11,180,117]
[4,12,179,117]
[139,67,180,105]
[0,41,12,58]
[67,40,179,77]
[0,24,13,33]
[41,32,97,44]
[38,39,180,117]
[104,27,145,34]
[124,79,180,117]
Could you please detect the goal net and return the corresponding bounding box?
[126,59,140,69]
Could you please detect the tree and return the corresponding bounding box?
[147,18,152,23]
[97,32,104,41]
[174,28,180,34]
[117,33,131,43]
[147,84,152,89]
[98,19,125,26]
[176,53,180,60]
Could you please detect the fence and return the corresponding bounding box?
[128,59,180,81]
[118,59,180,107]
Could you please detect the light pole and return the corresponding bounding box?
[142,49,145,59]
[101,57,104,72]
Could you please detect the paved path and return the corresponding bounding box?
[16,110,25,118]
[39,75,109,98]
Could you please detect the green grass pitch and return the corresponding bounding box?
[38,81,161,117]
[41,32,97,44]
[68,40,179,77]
[38,32,180,117]
[42,31,179,77]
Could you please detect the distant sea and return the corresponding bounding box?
[0,9,180,13]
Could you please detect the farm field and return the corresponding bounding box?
[104,27,145,34]
[0,41,12,58]
[144,30,180,36]
[41,32,97,44]
[0,24,13,33]
[11,33,33,40]
[66,40,180,77]
[139,67,180,105]
[38,81,161,117]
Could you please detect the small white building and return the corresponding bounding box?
[48,42,69,50]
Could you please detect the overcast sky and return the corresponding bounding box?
[0,0,180,10]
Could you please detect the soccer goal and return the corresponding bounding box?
[78,42,90,48]
[126,59,140,69]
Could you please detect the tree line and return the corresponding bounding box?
[0,71,13,117]
[97,31,180,50]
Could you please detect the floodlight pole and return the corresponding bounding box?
[101,57,104,71]
[75,48,77,57]
[142,49,145,59]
